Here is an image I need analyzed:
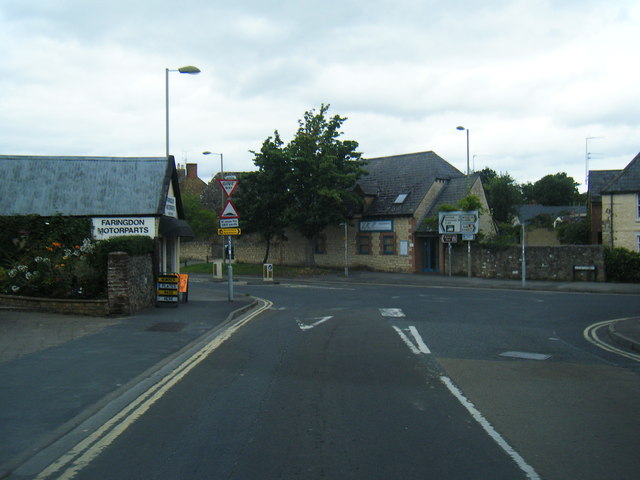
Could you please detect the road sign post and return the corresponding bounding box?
[439,211,478,278]
[218,178,240,302]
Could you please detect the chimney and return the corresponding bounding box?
[177,163,186,179]
[186,163,198,179]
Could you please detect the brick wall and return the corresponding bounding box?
[107,252,154,314]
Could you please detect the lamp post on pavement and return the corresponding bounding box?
[457,126,472,278]
[165,65,200,157]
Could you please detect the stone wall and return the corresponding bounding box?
[446,244,605,281]
[0,294,108,316]
[234,221,416,273]
[107,252,154,314]
[181,240,221,262]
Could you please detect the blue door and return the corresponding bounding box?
[421,238,439,272]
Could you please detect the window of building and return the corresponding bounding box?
[314,234,327,254]
[382,234,395,255]
[394,193,409,204]
[637,193,640,219]
[357,234,371,255]
[637,233,640,253]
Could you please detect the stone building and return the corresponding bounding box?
[235,151,495,274]
[600,152,640,251]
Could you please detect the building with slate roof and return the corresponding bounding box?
[599,152,640,250]
[234,151,494,274]
[351,151,494,272]
[0,155,193,273]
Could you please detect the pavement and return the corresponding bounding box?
[0,271,638,478]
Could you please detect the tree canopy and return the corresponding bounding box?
[521,172,581,206]
[239,104,365,264]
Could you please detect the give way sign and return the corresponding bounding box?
[218,178,239,198]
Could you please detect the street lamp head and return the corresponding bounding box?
[178,65,200,74]
[456,126,466,131]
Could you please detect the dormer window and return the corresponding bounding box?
[394,193,408,204]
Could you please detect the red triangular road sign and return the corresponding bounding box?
[219,200,240,219]
[218,178,239,198]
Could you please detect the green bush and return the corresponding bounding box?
[604,247,640,283]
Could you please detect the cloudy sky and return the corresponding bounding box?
[1,0,638,191]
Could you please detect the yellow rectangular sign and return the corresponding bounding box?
[218,228,241,235]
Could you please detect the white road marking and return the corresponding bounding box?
[392,326,430,354]
[499,351,550,361]
[584,318,640,362]
[379,308,405,317]
[408,326,431,354]
[440,376,542,480]
[296,316,334,331]
[35,298,273,480]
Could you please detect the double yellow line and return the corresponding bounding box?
[583,318,640,362]
[36,298,272,480]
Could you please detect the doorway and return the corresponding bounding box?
[421,238,439,272]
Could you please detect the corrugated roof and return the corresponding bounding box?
[601,152,640,194]
[357,151,463,217]
[0,156,174,216]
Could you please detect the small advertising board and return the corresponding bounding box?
[156,273,179,306]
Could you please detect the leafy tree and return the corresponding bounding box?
[477,167,497,185]
[284,105,366,265]
[234,133,292,263]
[181,192,217,240]
[483,173,522,223]
[522,172,580,206]
[556,218,590,245]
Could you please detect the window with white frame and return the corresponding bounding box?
[637,193,640,219]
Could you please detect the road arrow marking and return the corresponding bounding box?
[296,316,334,331]
[379,308,405,317]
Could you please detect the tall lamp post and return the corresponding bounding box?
[456,126,470,190]
[202,150,224,206]
[457,126,472,278]
[165,65,200,157]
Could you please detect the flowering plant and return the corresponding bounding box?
[1,238,102,298]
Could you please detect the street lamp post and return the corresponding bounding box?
[165,65,200,157]
[202,151,224,206]
[457,126,472,278]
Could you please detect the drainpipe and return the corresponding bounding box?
[609,195,614,248]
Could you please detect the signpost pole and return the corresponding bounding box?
[227,235,233,301]
[448,243,452,277]
[467,241,471,278]
[521,223,526,287]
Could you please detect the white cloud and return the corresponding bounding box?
[1,0,638,190]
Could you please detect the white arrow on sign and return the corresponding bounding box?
[220,200,240,219]
[218,179,239,198]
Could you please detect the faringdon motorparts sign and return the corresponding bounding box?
[92,217,157,240]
